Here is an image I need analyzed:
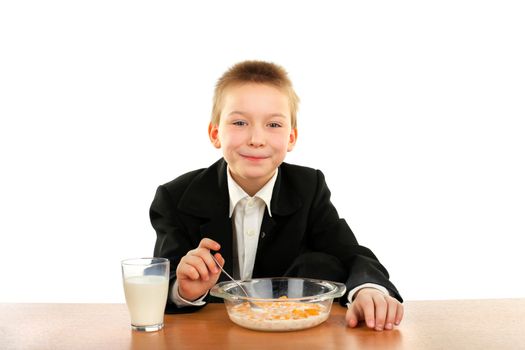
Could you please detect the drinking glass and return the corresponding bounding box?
[121,257,169,332]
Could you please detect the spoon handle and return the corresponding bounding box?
[210,252,263,311]
[210,253,249,296]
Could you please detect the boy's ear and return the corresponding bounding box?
[208,122,221,149]
[287,128,298,152]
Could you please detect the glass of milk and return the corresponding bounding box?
[121,257,169,332]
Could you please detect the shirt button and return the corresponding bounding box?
[246,229,256,237]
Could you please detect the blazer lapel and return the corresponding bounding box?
[199,218,234,282]
[270,164,303,216]
[255,164,303,258]
[177,158,235,280]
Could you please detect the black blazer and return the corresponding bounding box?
[150,158,402,313]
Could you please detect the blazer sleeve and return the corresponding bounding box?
[307,170,403,305]
[150,185,207,314]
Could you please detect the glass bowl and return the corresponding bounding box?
[210,277,346,332]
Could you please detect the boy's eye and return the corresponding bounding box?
[232,121,247,126]
[268,122,282,128]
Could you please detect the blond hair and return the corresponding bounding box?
[211,60,299,128]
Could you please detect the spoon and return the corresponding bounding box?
[210,252,262,311]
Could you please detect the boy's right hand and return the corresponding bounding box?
[175,238,224,302]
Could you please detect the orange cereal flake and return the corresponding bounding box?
[231,297,324,322]
[305,308,320,316]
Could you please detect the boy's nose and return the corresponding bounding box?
[248,128,265,147]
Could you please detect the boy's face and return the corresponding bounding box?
[209,83,297,194]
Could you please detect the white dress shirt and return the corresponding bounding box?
[170,167,388,307]
[227,167,277,280]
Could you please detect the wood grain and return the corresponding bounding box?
[1,299,524,350]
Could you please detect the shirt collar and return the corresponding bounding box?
[227,167,278,218]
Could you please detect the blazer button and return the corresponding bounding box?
[261,231,266,238]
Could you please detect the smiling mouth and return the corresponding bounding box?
[241,154,269,161]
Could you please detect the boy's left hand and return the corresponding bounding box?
[345,288,404,331]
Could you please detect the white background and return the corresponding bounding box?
[1,1,524,303]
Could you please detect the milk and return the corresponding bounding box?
[123,275,169,326]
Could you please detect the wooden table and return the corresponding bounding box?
[1,299,524,349]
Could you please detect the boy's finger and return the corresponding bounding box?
[384,298,398,330]
[373,294,387,331]
[182,255,210,281]
[359,295,376,329]
[213,252,225,267]
[192,247,220,274]
[177,262,200,280]
[198,238,221,251]
[345,306,360,328]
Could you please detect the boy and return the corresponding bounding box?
[150,60,403,331]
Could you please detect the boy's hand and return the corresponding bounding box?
[176,238,224,302]
[345,288,404,331]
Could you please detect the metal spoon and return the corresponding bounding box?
[210,253,262,311]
